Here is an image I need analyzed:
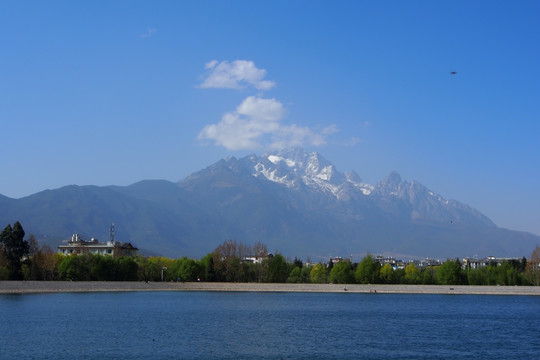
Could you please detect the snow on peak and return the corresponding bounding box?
[249,148,459,212]
[268,155,296,167]
[252,148,373,199]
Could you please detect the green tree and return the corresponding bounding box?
[394,268,405,284]
[172,257,202,282]
[58,254,92,281]
[404,263,421,284]
[115,257,138,281]
[329,261,354,284]
[379,263,395,284]
[466,267,487,285]
[241,262,259,282]
[199,253,215,282]
[507,257,527,273]
[484,261,524,286]
[310,263,328,283]
[149,257,174,281]
[437,259,463,285]
[0,222,30,280]
[225,257,241,282]
[268,254,289,283]
[500,261,523,285]
[355,254,380,284]
[421,266,437,284]
[288,265,311,283]
[91,255,115,280]
[301,266,312,283]
[135,256,164,282]
[288,266,303,283]
[0,242,9,280]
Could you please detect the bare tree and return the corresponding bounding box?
[37,244,59,280]
[253,241,268,258]
[212,240,270,282]
[526,245,540,286]
[27,234,39,257]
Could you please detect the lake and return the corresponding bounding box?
[1,291,538,359]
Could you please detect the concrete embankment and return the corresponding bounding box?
[1,281,539,295]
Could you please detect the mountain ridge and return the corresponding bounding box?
[0,148,538,260]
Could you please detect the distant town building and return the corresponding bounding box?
[462,256,523,270]
[58,225,137,257]
[242,253,273,264]
[375,255,407,270]
[403,258,443,269]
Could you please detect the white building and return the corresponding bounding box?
[58,233,138,257]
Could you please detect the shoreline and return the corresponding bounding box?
[1,281,540,295]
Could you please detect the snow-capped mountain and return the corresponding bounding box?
[2,147,538,259]
[239,148,493,228]
[251,148,373,197]
[175,147,531,259]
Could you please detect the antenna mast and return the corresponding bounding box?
[110,223,115,244]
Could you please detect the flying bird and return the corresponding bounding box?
[450,71,457,75]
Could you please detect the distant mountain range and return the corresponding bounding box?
[1,148,538,260]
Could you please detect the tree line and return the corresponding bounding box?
[1,222,539,285]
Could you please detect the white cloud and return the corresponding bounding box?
[141,28,157,38]
[236,95,284,122]
[198,95,336,151]
[205,60,218,69]
[269,124,327,150]
[200,60,276,90]
[345,137,362,146]
[321,124,339,135]
[198,96,282,150]
[197,60,337,150]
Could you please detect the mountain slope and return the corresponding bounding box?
[0,148,538,259]
[1,183,227,256]
[176,148,536,259]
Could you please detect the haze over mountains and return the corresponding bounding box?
[1,148,538,260]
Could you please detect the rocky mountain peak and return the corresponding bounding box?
[3,147,532,260]
[375,171,404,196]
[182,148,497,230]
[254,148,351,195]
[344,170,362,183]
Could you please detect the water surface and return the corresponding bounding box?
[1,292,538,359]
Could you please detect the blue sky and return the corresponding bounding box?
[1,1,539,236]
